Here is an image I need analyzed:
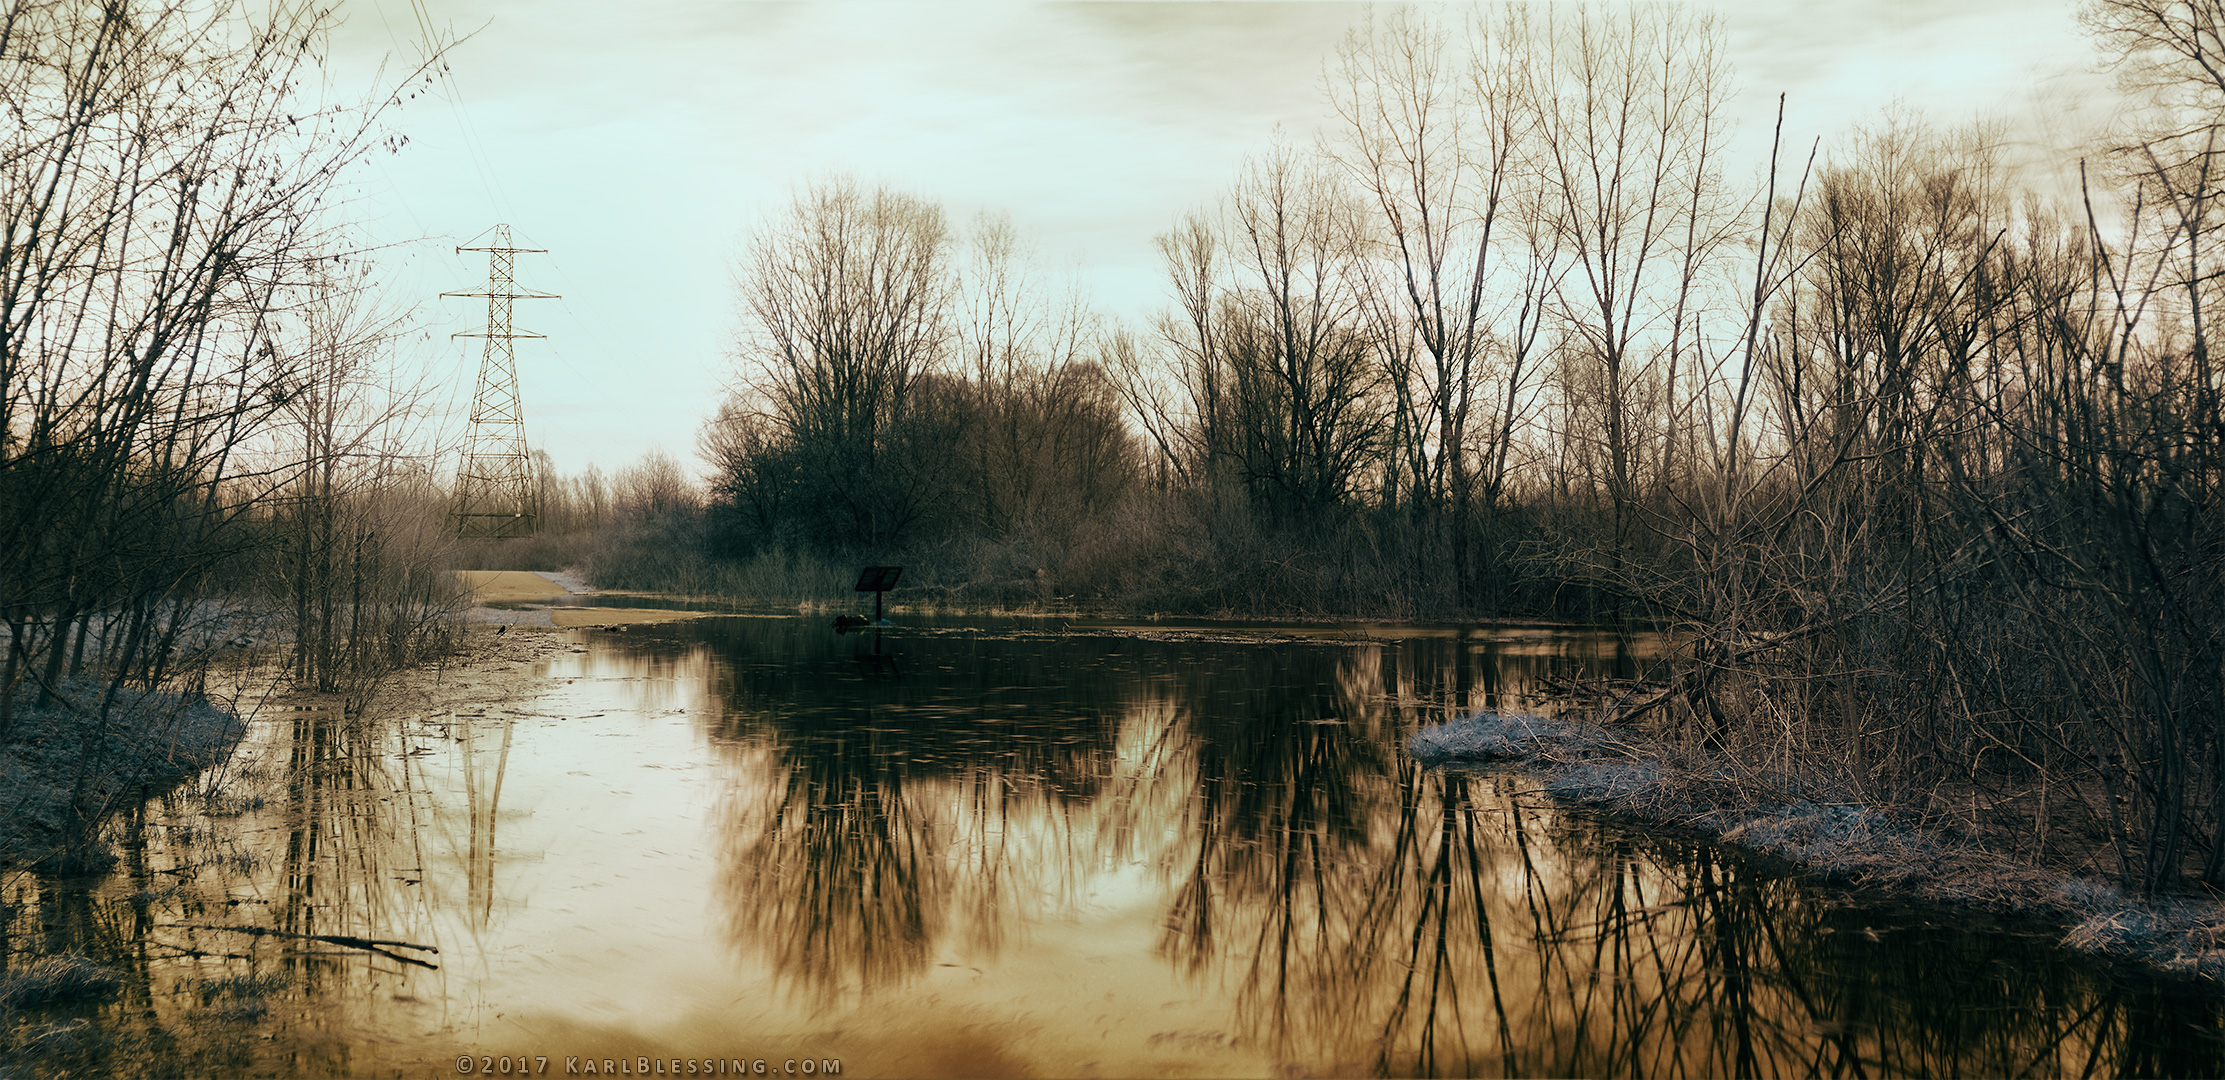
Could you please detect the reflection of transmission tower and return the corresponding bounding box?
[445,224,557,540]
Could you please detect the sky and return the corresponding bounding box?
[319,0,2124,479]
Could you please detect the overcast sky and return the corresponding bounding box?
[323,0,2121,478]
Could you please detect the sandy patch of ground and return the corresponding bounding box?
[548,607,711,627]
[455,570,575,603]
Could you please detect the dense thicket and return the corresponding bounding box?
[0,0,457,861]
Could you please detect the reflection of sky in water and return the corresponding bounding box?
[6,617,2219,1077]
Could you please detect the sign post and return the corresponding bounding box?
[854,566,902,626]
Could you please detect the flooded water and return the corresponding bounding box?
[5,615,2222,1077]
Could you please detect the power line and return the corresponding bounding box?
[406,0,518,225]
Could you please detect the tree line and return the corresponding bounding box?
[595,2,2215,894]
[687,6,1744,616]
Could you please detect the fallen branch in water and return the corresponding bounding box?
[175,924,440,969]
[283,948,436,969]
[138,939,254,962]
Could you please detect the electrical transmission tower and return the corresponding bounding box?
[445,224,557,540]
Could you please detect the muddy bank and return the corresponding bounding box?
[365,621,579,713]
[1410,710,2225,985]
[0,681,246,873]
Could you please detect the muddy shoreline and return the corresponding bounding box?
[1410,710,2225,987]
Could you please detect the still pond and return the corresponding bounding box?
[4,614,2221,1077]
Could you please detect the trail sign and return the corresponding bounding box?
[854,566,902,624]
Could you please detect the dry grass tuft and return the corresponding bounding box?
[0,956,123,1009]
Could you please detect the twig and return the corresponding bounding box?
[175,923,440,969]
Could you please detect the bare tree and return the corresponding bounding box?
[1223,146,1384,519]
[613,447,699,520]
[1125,210,1226,488]
[2085,0,2225,393]
[735,177,955,548]
[0,0,429,736]
[269,265,456,697]
[1136,146,1384,523]
[950,212,1126,544]
[699,400,792,540]
[1325,5,1558,605]
[1531,4,1734,591]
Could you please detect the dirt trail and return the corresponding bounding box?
[455,570,713,626]
[455,570,574,603]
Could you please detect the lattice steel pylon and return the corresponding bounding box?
[445,224,557,540]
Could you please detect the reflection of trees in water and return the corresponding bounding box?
[1125,707,1521,1072]
[1379,627,1655,721]
[1147,648,1386,1004]
[713,746,1104,998]
[1117,641,2220,1077]
[1190,749,2223,1078]
[274,707,436,947]
[0,695,522,1074]
[718,728,940,997]
[259,699,520,964]
[1124,647,1556,1069]
[704,620,1124,996]
[692,620,2221,1075]
[564,633,718,717]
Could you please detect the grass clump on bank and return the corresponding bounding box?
[1410,709,2225,983]
[0,956,123,1010]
